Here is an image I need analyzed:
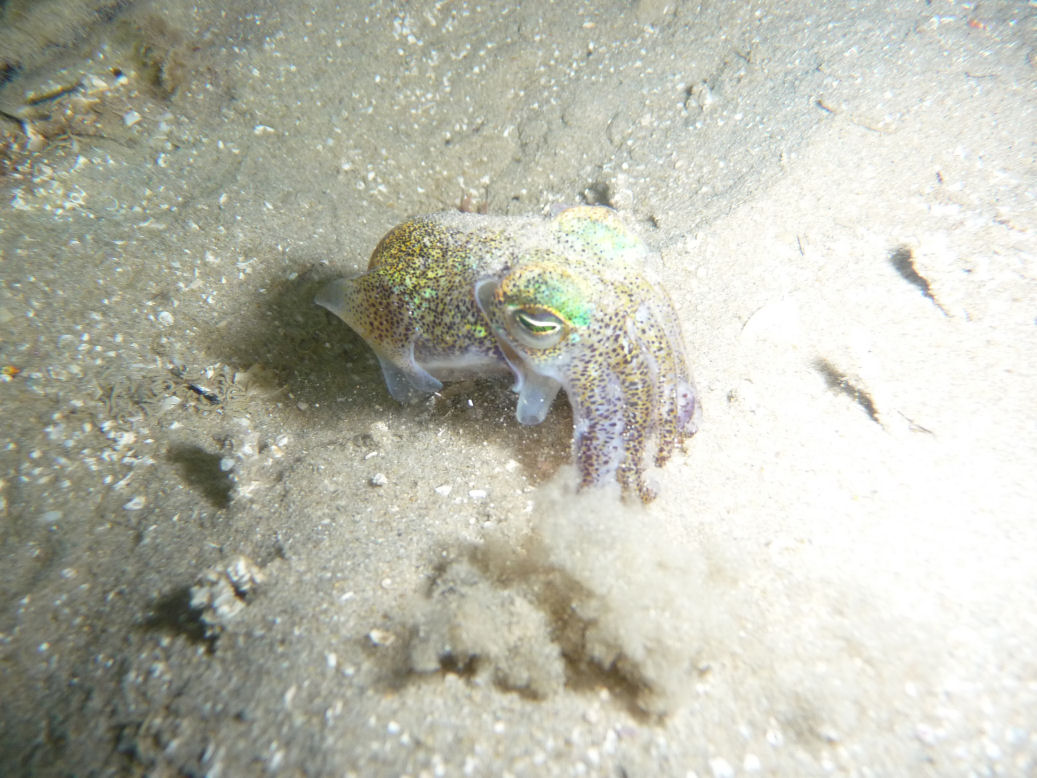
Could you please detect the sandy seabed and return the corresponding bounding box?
[1,0,1035,775]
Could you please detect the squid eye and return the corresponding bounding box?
[508,307,567,348]
[515,309,562,335]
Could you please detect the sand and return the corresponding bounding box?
[1,0,1035,775]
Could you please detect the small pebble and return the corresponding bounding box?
[368,628,395,646]
[370,472,388,486]
[159,396,182,413]
[123,496,146,511]
[709,756,735,778]
[367,420,392,449]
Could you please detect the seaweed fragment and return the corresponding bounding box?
[889,245,947,314]
[814,358,881,424]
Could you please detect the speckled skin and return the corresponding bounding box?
[317,205,700,501]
